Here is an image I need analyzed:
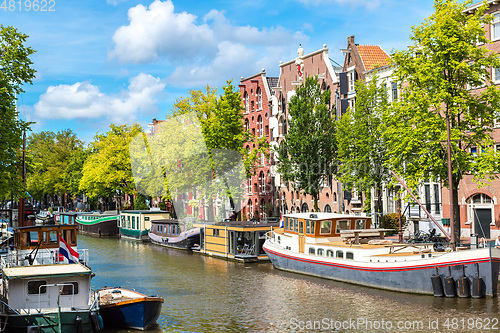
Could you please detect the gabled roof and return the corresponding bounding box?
[357,45,390,71]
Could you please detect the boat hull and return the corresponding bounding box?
[99,298,163,330]
[120,227,149,241]
[76,218,119,237]
[1,309,99,333]
[264,242,500,296]
[148,229,200,250]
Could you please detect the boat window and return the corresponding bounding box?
[285,217,289,231]
[299,220,304,234]
[132,217,136,229]
[213,229,219,236]
[277,236,281,244]
[326,249,334,257]
[145,217,150,221]
[317,248,324,256]
[310,221,315,235]
[309,247,316,255]
[306,220,310,234]
[44,231,58,244]
[28,280,47,294]
[319,220,332,235]
[61,282,79,295]
[336,220,350,234]
[336,250,344,259]
[355,219,366,229]
[346,252,354,260]
[294,219,298,233]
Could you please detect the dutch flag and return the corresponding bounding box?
[279,214,284,228]
[59,236,79,264]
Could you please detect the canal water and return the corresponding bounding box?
[79,235,500,333]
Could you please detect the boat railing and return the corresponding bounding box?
[0,248,90,268]
[0,299,21,315]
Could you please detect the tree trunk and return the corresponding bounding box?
[313,195,319,212]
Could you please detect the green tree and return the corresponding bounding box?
[337,76,390,216]
[384,0,500,244]
[80,124,143,211]
[276,76,337,212]
[0,26,36,199]
[26,130,85,207]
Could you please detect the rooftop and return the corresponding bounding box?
[357,45,390,71]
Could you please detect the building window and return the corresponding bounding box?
[471,146,477,155]
[248,178,252,194]
[259,171,265,193]
[257,115,263,138]
[492,12,500,40]
[493,68,500,84]
[244,92,249,113]
[257,87,262,110]
[391,82,398,101]
[251,101,255,111]
[301,203,309,212]
[348,71,356,92]
[245,119,249,131]
[324,204,332,213]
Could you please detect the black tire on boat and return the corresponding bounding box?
[456,265,471,298]
[472,263,485,298]
[431,266,444,297]
[444,266,456,297]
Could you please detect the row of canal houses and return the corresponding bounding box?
[142,1,500,241]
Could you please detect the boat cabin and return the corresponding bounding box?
[195,220,279,262]
[282,212,371,238]
[119,210,170,241]
[14,224,78,251]
[151,219,183,237]
[1,264,92,311]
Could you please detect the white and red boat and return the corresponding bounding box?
[263,212,500,297]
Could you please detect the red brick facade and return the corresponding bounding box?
[239,70,277,220]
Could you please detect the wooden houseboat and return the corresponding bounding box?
[195,220,278,262]
[148,219,200,250]
[263,212,500,297]
[119,210,170,241]
[76,211,120,237]
[0,224,101,332]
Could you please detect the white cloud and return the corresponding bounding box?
[109,0,307,87]
[109,0,215,64]
[34,73,166,124]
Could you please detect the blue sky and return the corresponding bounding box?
[3,0,437,143]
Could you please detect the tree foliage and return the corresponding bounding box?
[80,124,143,211]
[26,130,85,205]
[0,26,36,198]
[384,0,500,242]
[337,76,390,213]
[276,76,337,211]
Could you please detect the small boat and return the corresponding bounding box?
[97,287,163,330]
[263,212,500,297]
[0,224,102,332]
[148,219,200,250]
[75,211,120,237]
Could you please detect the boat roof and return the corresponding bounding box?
[284,212,369,220]
[120,210,169,214]
[2,263,91,280]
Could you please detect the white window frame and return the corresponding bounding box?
[492,12,500,41]
[257,88,262,110]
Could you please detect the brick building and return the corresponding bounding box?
[239,69,278,220]
[270,44,342,215]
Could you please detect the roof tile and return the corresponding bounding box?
[357,45,390,71]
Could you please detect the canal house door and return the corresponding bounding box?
[298,220,305,253]
[474,208,491,239]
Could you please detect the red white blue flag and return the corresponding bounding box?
[279,214,284,228]
[59,236,79,264]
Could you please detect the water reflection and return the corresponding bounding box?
[79,236,500,332]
